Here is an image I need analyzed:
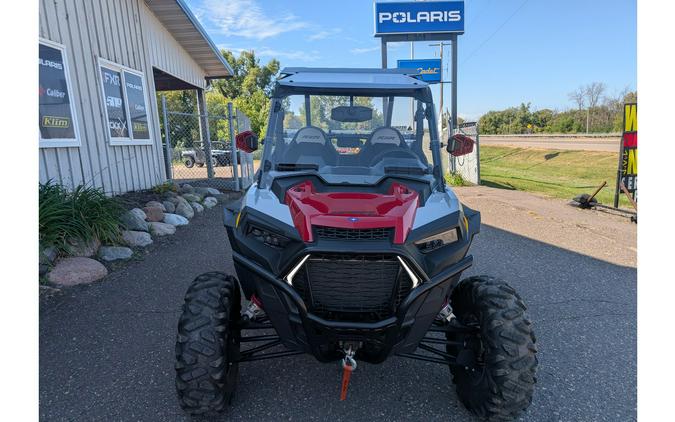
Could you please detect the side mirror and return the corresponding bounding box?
[235,130,258,153]
[446,133,474,157]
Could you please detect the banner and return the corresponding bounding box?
[615,103,637,205]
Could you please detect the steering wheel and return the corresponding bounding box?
[369,148,420,166]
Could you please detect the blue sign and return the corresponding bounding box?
[374,1,464,36]
[397,59,442,83]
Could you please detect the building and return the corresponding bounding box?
[39,0,232,194]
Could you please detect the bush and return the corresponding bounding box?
[445,172,469,186]
[39,181,124,254]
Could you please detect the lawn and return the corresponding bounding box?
[479,146,630,207]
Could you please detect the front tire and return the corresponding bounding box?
[446,276,537,421]
[175,272,241,415]
[184,157,195,168]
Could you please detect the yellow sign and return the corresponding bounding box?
[42,116,70,128]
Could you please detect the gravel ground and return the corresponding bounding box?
[40,187,636,421]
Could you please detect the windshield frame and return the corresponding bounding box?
[259,89,445,191]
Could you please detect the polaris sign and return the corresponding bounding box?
[374,1,464,36]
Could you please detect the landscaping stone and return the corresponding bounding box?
[120,210,149,232]
[148,222,176,236]
[194,187,221,196]
[211,193,235,202]
[182,193,202,203]
[143,206,165,222]
[145,201,166,211]
[130,207,147,221]
[203,197,218,208]
[122,230,153,247]
[163,213,189,226]
[40,263,49,277]
[47,257,108,286]
[162,200,176,213]
[98,246,133,261]
[191,202,204,213]
[175,200,194,219]
[166,196,181,205]
[41,246,58,264]
[67,237,101,257]
[181,183,195,193]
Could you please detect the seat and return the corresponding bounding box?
[359,127,405,165]
[280,126,337,165]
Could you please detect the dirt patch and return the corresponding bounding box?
[454,186,636,267]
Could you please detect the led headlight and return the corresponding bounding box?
[414,228,459,253]
[247,225,290,248]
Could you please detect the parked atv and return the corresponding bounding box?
[175,68,537,420]
[180,141,233,168]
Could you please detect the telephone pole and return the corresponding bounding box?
[429,41,452,136]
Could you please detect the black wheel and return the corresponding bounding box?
[446,276,537,421]
[196,163,204,168]
[184,157,195,168]
[175,272,241,416]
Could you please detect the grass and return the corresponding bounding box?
[39,181,125,255]
[479,146,630,207]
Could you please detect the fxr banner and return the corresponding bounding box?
[615,103,637,206]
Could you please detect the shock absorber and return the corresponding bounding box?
[241,294,266,321]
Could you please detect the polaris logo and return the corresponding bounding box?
[378,10,461,24]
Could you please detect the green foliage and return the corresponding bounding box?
[152,181,177,194]
[479,90,637,134]
[297,96,384,131]
[445,172,469,186]
[39,181,124,254]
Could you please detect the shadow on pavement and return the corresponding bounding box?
[39,208,636,421]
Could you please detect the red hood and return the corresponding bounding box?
[284,180,419,244]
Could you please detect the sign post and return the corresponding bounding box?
[613,103,638,208]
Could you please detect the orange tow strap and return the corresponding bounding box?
[340,363,354,401]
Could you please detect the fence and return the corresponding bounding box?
[450,122,481,185]
[160,96,256,191]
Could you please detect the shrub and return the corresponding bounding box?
[152,181,178,194]
[445,172,469,187]
[39,181,124,254]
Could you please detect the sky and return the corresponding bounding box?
[186,0,637,121]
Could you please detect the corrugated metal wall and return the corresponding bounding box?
[39,0,207,194]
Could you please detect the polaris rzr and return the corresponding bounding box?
[175,68,537,420]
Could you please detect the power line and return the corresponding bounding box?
[461,0,531,65]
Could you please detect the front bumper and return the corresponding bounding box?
[233,250,472,363]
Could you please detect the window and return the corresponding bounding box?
[39,39,80,147]
[98,58,152,145]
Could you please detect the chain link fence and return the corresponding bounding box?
[160,95,256,191]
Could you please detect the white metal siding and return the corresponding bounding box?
[39,0,208,194]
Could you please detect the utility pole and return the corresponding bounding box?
[429,41,452,137]
[410,41,415,130]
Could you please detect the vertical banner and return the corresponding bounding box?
[614,103,637,206]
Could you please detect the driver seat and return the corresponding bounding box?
[359,127,405,165]
[280,126,337,165]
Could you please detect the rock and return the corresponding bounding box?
[148,222,177,236]
[166,196,181,205]
[211,193,234,202]
[67,237,101,257]
[121,230,153,247]
[162,200,176,213]
[203,197,218,208]
[47,257,108,286]
[143,206,165,222]
[194,187,221,196]
[120,210,149,231]
[181,183,195,193]
[182,193,202,203]
[191,202,204,213]
[163,213,189,226]
[163,190,178,198]
[41,246,58,264]
[98,246,133,261]
[130,208,147,221]
[175,200,194,219]
[145,201,166,211]
[39,263,49,277]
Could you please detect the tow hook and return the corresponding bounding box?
[339,343,359,401]
[241,294,265,321]
[436,300,455,323]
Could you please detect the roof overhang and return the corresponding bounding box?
[144,0,233,79]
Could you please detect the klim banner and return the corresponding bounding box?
[374,1,465,36]
[397,59,442,83]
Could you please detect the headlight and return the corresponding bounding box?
[247,225,290,248]
[414,228,459,253]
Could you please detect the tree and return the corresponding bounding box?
[568,87,586,111]
[584,82,606,133]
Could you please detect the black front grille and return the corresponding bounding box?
[315,226,392,241]
[293,253,413,322]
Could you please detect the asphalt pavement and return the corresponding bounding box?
[40,200,636,421]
